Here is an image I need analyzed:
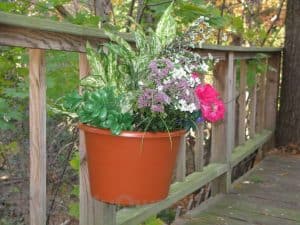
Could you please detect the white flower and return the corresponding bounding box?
[172,67,186,79]
[138,81,144,86]
[163,79,170,85]
[187,103,197,113]
[200,63,209,72]
[195,78,201,84]
[157,85,163,91]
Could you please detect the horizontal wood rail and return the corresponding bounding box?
[0,11,282,225]
[117,163,228,225]
[231,130,273,167]
[0,11,282,54]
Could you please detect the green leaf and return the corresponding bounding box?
[71,185,79,196]
[68,202,79,219]
[99,108,108,121]
[156,3,176,48]
[70,152,80,171]
[104,30,135,57]
[86,42,105,76]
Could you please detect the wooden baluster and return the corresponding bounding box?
[256,58,267,133]
[211,52,236,194]
[249,75,257,138]
[237,60,247,145]
[29,49,47,225]
[194,124,204,171]
[79,53,116,225]
[194,75,205,172]
[176,135,186,182]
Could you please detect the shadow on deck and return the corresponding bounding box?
[176,155,300,225]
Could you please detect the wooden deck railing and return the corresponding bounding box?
[0,11,282,225]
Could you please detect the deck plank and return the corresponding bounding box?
[179,155,300,225]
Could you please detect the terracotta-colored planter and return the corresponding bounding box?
[79,123,185,205]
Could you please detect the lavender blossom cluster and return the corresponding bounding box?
[137,58,201,114]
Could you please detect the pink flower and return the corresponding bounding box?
[195,84,219,103]
[200,99,225,122]
[192,71,201,79]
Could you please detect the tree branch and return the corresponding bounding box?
[136,0,147,24]
[147,0,172,7]
[261,0,285,46]
[217,0,226,45]
[54,5,72,18]
[126,0,136,32]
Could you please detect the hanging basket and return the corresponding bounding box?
[79,123,185,206]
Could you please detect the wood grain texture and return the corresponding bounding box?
[176,135,187,182]
[194,124,204,172]
[179,155,300,225]
[265,54,281,131]
[231,130,272,167]
[237,60,247,145]
[256,60,267,133]
[211,61,226,164]
[79,53,116,225]
[117,163,228,225]
[249,76,257,138]
[211,53,236,194]
[0,12,282,55]
[225,52,236,159]
[211,61,227,195]
[29,49,46,225]
[0,25,103,52]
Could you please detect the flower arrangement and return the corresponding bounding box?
[63,4,225,135]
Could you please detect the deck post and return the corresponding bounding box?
[265,53,281,131]
[79,53,116,225]
[29,49,47,225]
[211,52,236,194]
[264,53,281,148]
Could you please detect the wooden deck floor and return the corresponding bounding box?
[177,155,300,225]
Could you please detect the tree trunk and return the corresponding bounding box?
[94,0,113,24]
[277,0,300,145]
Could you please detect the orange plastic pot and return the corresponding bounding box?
[79,123,185,205]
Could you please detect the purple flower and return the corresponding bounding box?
[151,104,164,113]
[149,58,174,81]
[196,117,205,123]
[154,91,171,104]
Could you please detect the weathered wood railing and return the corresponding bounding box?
[0,11,282,225]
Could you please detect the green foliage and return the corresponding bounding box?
[0,141,20,156]
[102,10,176,92]
[157,208,176,224]
[69,151,80,171]
[63,5,180,134]
[247,54,268,88]
[156,3,176,48]
[236,54,268,90]
[63,87,133,135]
[142,216,165,225]
[68,202,79,219]
[0,47,28,130]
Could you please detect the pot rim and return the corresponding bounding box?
[79,123,186,138]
